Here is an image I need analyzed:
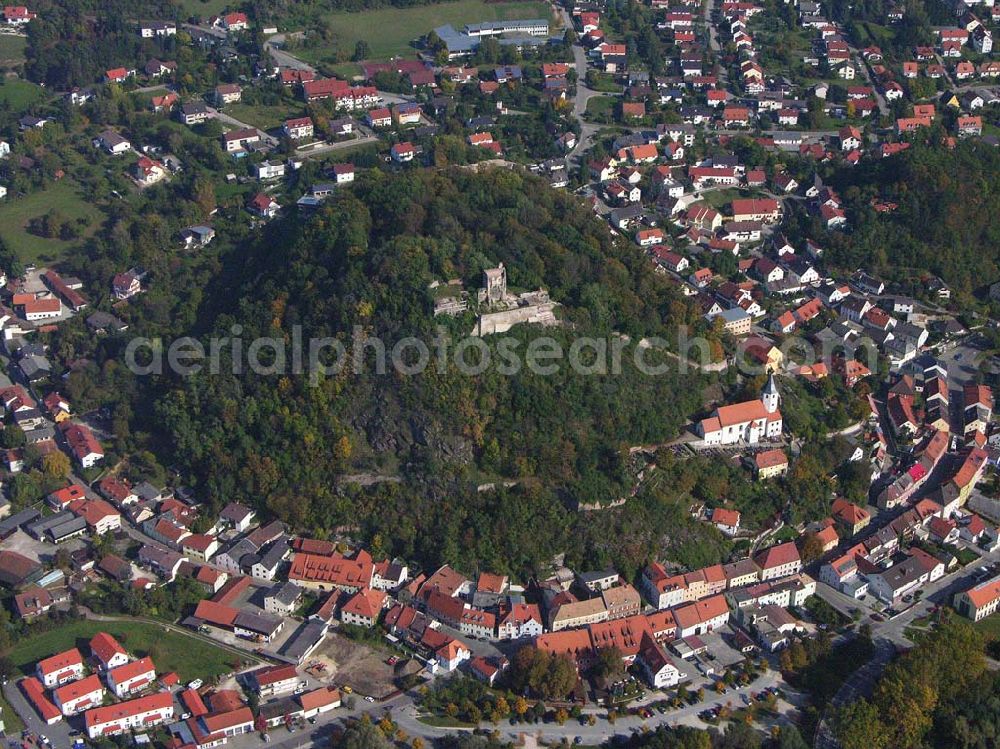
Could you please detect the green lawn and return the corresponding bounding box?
[226,102,304,131]
[974,613,1000,639]
[0,691,24,733]
[10,619,248,682]
[325,62,365,81]
[586,95,617,118]
[0,181,103,264]
[0,78,46,109]
[700,188,764,210]
[177,0,234,20]
[0,35,27,64]
[587,71,623,93]
[296,0,553,62]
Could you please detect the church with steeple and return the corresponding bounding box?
[697,375,783,446]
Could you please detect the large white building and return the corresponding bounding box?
[698,376,782,445]
[954,574,1000,622]
[637,638,686,688]
[84,692,174,738]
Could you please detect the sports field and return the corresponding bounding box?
[296,0,553,62]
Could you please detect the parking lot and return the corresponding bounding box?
[2,529,85,565]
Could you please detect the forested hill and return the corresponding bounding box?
[150,168,709,575]
[821,139,1000,299]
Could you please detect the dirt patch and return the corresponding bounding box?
[311,630,399,699]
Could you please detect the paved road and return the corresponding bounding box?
[552,5,600,160]
[264,34,317,74]
[259,669,788,749]
[209,106,280,146]
[703,0,721,53]
[849,45,889,117]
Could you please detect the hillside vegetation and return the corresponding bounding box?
[148,168,712,574]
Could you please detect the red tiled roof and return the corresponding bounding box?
[194,600,237,627]
[22,677,60,721]
[711,508,740,526]
[38,648,83,676]
[754,449,787,469]
[251,664,297,687]
[288,552,374,589]
[673,594,729,630]
[90,632,127,665]
[202,707,254,733]
[53,674,103,705]
[85,691,173,730]
[108,656,155,686]
[298,687,340,711]
[181,688,208,717]
[754,541,800,570]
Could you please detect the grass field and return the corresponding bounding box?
[0,78,45,109]
[296,0,552,62]
[177,0,233,19]
[226,102,304,131]
[0,35,27,64]
[0,691,24,732]
[10,619,247,682]
[975,613,1000,639]
[586,95,617,119]
[0,181,103,264]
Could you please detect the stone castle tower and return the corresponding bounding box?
[481,263,507,305]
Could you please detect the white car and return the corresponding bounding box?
[187,679,203,690]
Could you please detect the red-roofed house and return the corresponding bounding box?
[831,497,871,536]
[730,198,781,223]
[200,707,254,736]
[673,595,730,637]
[181,688,209,717]
[90,632,129,671]
[59,421,103,468]
[298,687,341,717]
[106,657,156,698]
[84,691,174,738]
[246,664,298,697]
[753,449,788,480]
[955,573,1000,622]
[216,12,248,32]
[69,498,121,535]
[37,648,85,687]
[711,508,740,536]
[753,542,801,581]
[53,674,105,715]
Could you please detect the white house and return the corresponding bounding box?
[53,675,105,716]
[106,657,156,698]
[93,130,131,155]
[84,692,174,739]
[253,161,285,181]
[637,639,686,688]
